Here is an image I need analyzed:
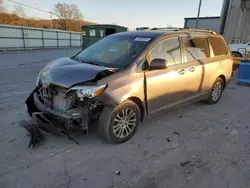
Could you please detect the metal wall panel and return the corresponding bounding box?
[71,40,81,46]
[59,40,70,47]
[0,24,82,50]
[224,0,250,43]
[25,39,43,48]
[0,26,22,38]
[71,33,81,40]
[58,32,70,39]
[0,38,23,48]
[25,29,42,38]
[184,17,221,33]
[43,31,57,39]
[44,39,58,47]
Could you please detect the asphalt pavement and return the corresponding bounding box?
[0,48,250,188]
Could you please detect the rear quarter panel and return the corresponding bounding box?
[203,55,232,91]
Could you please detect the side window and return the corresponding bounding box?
[149,38,182,66]
[183,37,210,62]
[209,37,229,56]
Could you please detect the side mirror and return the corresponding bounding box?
[149,58,167,70]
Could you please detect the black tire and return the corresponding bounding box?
[205,77,224,104]
[232,52,242,58]
[98,100,140,143]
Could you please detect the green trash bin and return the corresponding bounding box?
[81,24,127,49]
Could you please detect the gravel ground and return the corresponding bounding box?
[0,48,250,188]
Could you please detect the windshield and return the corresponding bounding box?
[74,35,151,68]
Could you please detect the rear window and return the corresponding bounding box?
[208,37,229,56]
[183,37,210,62]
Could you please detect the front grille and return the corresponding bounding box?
[38,85,76,112]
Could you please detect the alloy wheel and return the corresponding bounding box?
[113,108,137,138]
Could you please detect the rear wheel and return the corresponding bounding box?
[205,77,224,104]
[232,52,242,58]
[98,100,140,143]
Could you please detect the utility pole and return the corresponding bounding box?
[219,0,230,35]
[196,0,203,29]
[49,12,53,29]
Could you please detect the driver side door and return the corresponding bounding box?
[145,37,192,116]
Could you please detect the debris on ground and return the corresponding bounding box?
[19,120,43,148]
[180,161,191,167]
[116,171,121,175]
[173,132,180,136]
[225,127,229,129]
[166,138,171,142]
[179,115,183,118]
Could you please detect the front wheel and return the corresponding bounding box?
[205,77,224,104]
[98,100,140,143]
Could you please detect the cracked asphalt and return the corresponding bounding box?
[0,48,250,188]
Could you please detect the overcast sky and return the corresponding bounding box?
[4,0,224,29]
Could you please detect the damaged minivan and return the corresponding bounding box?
[24,28,233,147]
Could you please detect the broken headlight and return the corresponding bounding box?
[36,65,51,86]
[68,85,107,100]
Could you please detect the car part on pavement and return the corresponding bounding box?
[20,120,43,148]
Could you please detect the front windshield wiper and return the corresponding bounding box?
[74,57,101,66]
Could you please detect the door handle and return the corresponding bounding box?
[188,66,195,72]
[178,69,186,75]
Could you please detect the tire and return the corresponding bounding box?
[205,77,224,104]
[232,52,242,58]
[98,100,140,143]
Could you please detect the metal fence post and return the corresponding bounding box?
[22,27,26,49]
[70,32,72,47]
[42,29,44,49]
[57,31,59,48]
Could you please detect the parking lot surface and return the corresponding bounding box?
[0,48,250,188]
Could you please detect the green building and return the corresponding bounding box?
[81,24,127,49]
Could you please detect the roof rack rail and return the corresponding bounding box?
[179,28,217,34]
[147,27,216,34]
[147,27,181,31]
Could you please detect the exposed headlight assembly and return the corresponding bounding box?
[36,66,50,86]
[68,85,107,100]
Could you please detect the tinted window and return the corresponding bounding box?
[209,37,229,56]
[183,37,210,62]
[149,38,182,66]
[74,35,151,68]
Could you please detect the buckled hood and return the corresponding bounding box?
[39,57,113,88]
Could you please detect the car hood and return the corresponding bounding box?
[39,57,115,88]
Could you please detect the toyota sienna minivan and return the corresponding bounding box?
[24,28,233,146]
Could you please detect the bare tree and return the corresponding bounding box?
[53,3,82,30]
[0,4,26,24]
[13,4,26,18]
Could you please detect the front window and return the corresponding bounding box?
[148,37,182,67]
[74,35,151,68]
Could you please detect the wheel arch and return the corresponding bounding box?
[127,97,145,122]
[218,75,226,90]
[231,51,243,57]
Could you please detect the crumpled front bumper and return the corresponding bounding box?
[23,89,88,147]
[26,89,84,121]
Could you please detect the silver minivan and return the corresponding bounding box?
[23,28,233,147]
